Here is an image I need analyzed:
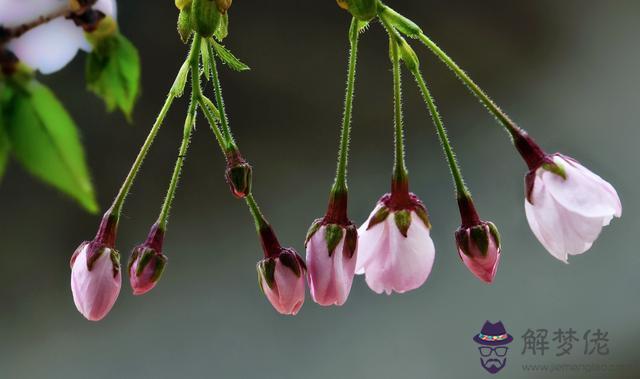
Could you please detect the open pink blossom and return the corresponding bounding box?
[525,154,622,262]
[70,241,122,321]
[257,248,306,315]
[305,222,357,306]
[1,0,117,74]
[356,192,435,295]
[456,222,501,283]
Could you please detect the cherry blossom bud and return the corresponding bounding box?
[356,179,435,295]
[69,212,121,321]
[225,151,252,199]
[454,196,501,284]
[128,224,168,296]
[336,0,378,22]
[256,226,306,315]
[514,132,622,262]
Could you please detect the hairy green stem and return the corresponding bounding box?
[411,69,470,198]
[207,40,236,152]
[108,38,201,216]
[155,43,201,230]
[416,33,519,137]
[245,193,268,231]
[332,17,360,195]
[389,38,408,181]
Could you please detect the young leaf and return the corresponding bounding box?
[86,32,141,120]
[201,38,213,81]
[214,12,229,41]
[6,80,98,213]
[210,39,250,72]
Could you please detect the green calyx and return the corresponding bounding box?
[305,219,323,247]
[177,0,227,43]
[367,205,390,230]
[324,224,345,257]
[257,258,276,291]
[84,17,118,47]
[541,161,567,180]
[191,0,222,38]
[394,209,412,237]
[487,222,501,248]
[469,226,489,256]
[337,0,378,22]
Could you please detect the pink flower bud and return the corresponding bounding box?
[257,248,306,315]
[128,248,167,296]
[127,224,167,296]
[455,222,501,284]
[305,221,358,306]
[524,154,622,262]
[70,241,121,321]
[355,190,435,295]
[70,212,121,321]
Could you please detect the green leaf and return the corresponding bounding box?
[85,32,141,120]
[210,39,250,72]
[6,80,98,213]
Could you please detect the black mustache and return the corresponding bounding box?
[483,359,504,367]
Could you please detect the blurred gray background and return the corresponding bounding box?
[1,1,638,378]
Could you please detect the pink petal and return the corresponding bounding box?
[355,204,388,275]
[0,0,67,27]
[525,177,608,262]
[7,17,86,74]
[541,155,621,218]
[360,211,435,294]
[306,226,357,306]
[70,246,121,321]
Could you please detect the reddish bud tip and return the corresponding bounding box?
[225,152,252,199]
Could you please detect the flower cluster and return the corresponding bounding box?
[26,0,618,320]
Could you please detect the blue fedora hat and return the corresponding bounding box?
[473,321,513,346]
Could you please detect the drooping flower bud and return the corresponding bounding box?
[336,0,378,22]
[455,197,501,283]
[305,190,358,306]
[128,223,168,296]
[190,0,222,38]
[70,212,122,321]
[256,226,306,315]
[356,178,435,295]
[513,131,622,262]
[225,151,252,199]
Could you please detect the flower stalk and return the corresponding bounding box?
[332,17,360,197]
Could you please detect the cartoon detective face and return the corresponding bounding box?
[478,345,509,374]
[473,321,513,375]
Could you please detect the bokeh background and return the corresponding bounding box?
[1,1,639,378]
